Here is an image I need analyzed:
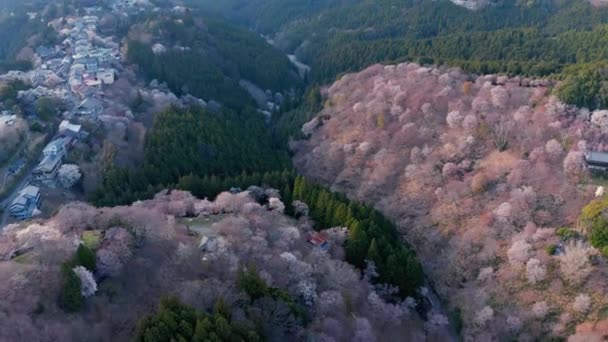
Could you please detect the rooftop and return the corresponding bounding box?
[34,155,62,173]
[21,185,40,198]
[43,138,67,154]
[585,151,608,164]
[77,97,103,110]
[59,120,82,133]
[308,232,329,250]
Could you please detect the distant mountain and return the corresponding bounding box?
[192,0,608,83]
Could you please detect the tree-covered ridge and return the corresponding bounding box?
[192,0,608,109]
[174,171,425,298]
[92,106,290,206]
[127,40,255,111]
[188,0,354,35]
[127,13,300,110]
[0,13,57,67]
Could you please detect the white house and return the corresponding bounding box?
[59,120,81,134]
[96,69,115,84]
[43,137,68,158]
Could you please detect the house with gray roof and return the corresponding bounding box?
[76,97,103,116]
[9,185,41,219]
[585,151,608,173]
[33,154,62,186]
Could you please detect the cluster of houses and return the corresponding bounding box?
[0,13,120,122]
[4,9,121,220]
[33,119,86,186]
[9,119,85,220]
[63,15,117,112]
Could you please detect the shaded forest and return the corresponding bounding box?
[126,13,301,110]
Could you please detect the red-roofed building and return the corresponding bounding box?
[308,232,329,251]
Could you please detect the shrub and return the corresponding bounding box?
[59,264,83,312]
[580,197,608,223]
[29,121,45,132]
[556,227,578,240]
[74,244,96,271]
[590,216,608,248]
[470,173,490,194]
[545,244,558,255]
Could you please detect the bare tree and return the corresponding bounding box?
[558,241,592,284]
[489,118,514,151]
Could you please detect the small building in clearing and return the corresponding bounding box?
[585,151,608,173]
[307,232,329,252]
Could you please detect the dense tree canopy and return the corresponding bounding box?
[136,297,260,342]
[127,13,300,110]
[93,106,291,206]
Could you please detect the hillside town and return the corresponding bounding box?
[1,2,146,223]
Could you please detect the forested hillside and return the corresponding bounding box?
[93,106,290,206]
[127,12,301,110]
[193,0,608,109]
[1,190,444,341]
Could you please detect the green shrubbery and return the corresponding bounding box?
[59,264,83,312]
[556,227,578,240]
[58,244,97,312]
[578,198,608,256]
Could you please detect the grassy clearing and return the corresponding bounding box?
[82,230,102,250]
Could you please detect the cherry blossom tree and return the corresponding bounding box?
[545,139,564,159]
[558,241,592,284]
[572,294,591,313]
[72,266,97,297]
[58,164,82,188]
[532,301,549,319]
[268,197,285,213]
[507,239,531,267]
[475,306,494,327]
[563,151,586,177]
[446,111,464,129]
[526,258,546,284]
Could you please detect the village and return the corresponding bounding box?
[0,1,148,224]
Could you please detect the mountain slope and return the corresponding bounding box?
[292,63,608,340]
[0,189,447,341]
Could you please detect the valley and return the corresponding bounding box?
[2,0,608,341]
